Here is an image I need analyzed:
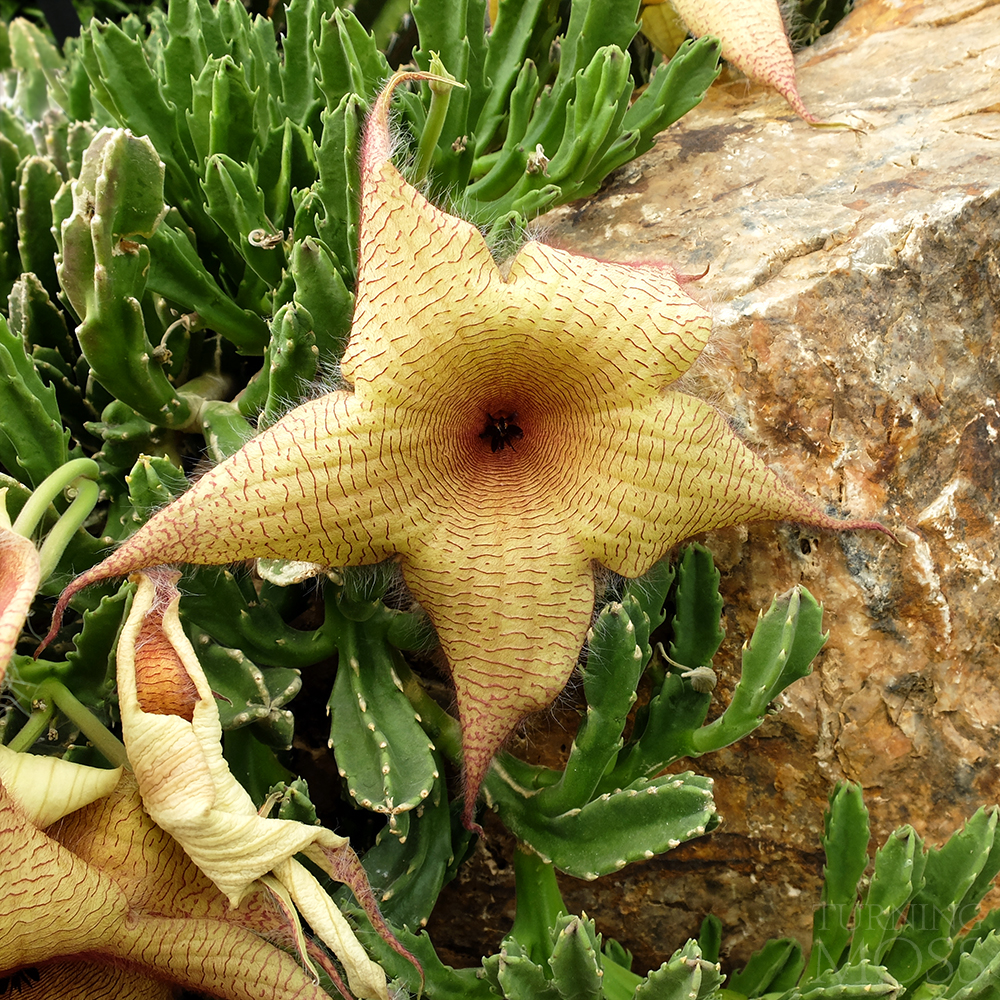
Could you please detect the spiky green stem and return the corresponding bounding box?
[509,848,567,966]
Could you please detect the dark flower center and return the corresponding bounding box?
[479,412,523,453]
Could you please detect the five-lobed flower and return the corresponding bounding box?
[44,71,887,829]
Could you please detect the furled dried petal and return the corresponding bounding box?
[118,569,395,999]
[0,768,335,1000]
[274,856,390,1000]
[118,569,353,899]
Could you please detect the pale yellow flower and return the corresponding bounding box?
[45,72,883,829]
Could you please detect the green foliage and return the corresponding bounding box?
[728,784,1000,1000]
[0,311,70,487]
[333,548,837,997]
[358,782,1000,1000]
[478,554,829,878]
[790,0,855,46]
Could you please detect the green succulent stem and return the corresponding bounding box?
[10,457,100,538]
[7,678,128,768]
[507,848,645,999]
[5,693,54,753]
[412,55,462,186]
[394,656,463,764]
[510,848,568,966]
[602,957,645,1000]
[7,458,101,582]
[36,476,100,582]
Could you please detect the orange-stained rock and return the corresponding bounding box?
[428,0,1000,974]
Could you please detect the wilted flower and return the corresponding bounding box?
[117,568,414,1000]
[0,747,344,1000]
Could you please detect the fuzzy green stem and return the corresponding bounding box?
[395,657,463,764]
[6,698,55,753]
[411,55,460,186]
[196,399,254,462]
[11,457,100,538]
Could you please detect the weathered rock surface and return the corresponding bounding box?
[426,0,1000,975]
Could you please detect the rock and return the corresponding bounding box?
[427,0,1000,975]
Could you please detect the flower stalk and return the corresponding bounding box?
[412,56,463,186]
[5,677,128,767]
[1,457,101,685]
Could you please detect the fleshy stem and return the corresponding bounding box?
[7,677,128,767]
[411,54,461,186]
[510,849,644,999]
[510,848,567,966]
[9,457,101,583]
[396,639,646,997]
[602,950,645,1000]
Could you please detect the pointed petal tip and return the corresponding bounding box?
[463,810,485,839]
[778,85,853,129]
[318,843,425,992]
[460,773,486,836]
[834,517,900,545]
[791,506,897,545]
[362,70,466,179]
[34,555,137,659]
[35,544,181,660]
[35,572,95,659]
[459,731,506,836]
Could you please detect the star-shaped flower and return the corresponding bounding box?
[44,72,885,828]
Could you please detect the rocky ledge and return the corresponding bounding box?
[428,0,1000,973]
